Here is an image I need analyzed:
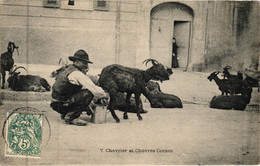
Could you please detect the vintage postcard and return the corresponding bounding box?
[0,0,259,165]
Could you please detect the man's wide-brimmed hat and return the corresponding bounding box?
[69,49,93,64]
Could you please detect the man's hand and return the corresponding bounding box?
[100,98,109,106]
[95,98,109,106]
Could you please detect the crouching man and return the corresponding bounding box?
[50,49,108,126]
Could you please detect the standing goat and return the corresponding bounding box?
[208,71,232,95]
[98,59,171,123]
[208,71,249,96]
[0,42,19,89]
[243,68,260,91]
[8,66,51,92]
[222,65,243,80]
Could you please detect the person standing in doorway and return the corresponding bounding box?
[172,37,179,68]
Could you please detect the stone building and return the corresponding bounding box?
[0,0,259,71]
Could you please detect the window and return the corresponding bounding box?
[68,0,74,6]
[43,0,61,8]
[93,0,109,11]
[97,1,106,7]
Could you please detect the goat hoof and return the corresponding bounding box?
[138,116,143,121]
[116,119,120,123]
[123,114,128,119]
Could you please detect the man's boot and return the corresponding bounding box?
[70,118,87,126]
[65,112,87,126]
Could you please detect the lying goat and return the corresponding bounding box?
[98,59,171,123]
[210,95,248,110]
[210,84,252,111]
[8,66,51,92]
[144,81,183,108]
[0,42,19,89]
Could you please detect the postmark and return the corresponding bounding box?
[2,107,51,158]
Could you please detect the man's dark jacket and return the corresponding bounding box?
[52,65,82,101]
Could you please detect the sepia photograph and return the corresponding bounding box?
[0,0,259,165]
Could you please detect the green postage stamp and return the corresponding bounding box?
[5,111,43,158]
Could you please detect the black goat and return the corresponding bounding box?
[0,42,19,89]
[51,65,145,114]
[98,59,171,123]
[51,64,70,79]
[243,68,260,91]
[8,66,51,92]
[208,71,232,95]
[210,82,252,110]
[146,80,161,92]
[210,95,248,110]
[222,65,243,80]
[208,71,250,96]
[112,92,146,113]
[144,81,183,108]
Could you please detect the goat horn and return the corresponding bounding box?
[10,65,17,72]
[142,59,159,66]
[214,71,220,75]
[58,58,62,65]
[16,48,19,56]
[10,66,27,75]
[12,43,19,55]
[224,65,232,69]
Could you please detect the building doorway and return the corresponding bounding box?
[150,2,193,68]
[172,21,191,69]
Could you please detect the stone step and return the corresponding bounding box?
[0,89,51,101]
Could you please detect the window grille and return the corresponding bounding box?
[43,0,61,8]
[94,0,109,11]
[97,1,106,7]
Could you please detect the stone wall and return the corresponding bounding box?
[0,0,258,71]
[199,1,259,71]
[0,0,139,68]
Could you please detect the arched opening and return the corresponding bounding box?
[150,2,194,69]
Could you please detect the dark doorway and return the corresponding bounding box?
[172,21,191,69]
